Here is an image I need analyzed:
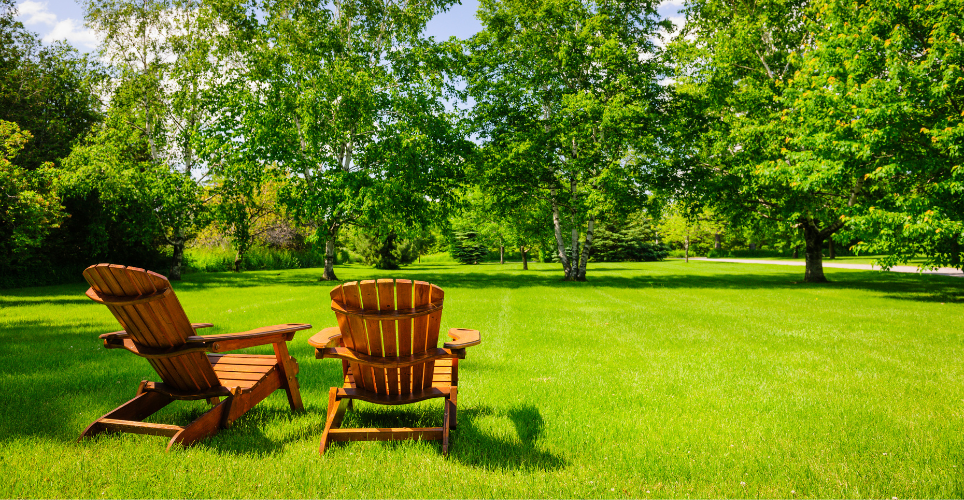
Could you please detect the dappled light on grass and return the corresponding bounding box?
[1,260,963,497]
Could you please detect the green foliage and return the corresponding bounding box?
[466,0,669,280]
[184,245,323,273]
[0,121,64,273]
[450,230,487,265]
[592,216,667,262]
[779,0,964,271]
[350,230,420,270]
[0,0,102,171]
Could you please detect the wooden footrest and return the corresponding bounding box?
[99,418,183,437]
[327,427,443,442]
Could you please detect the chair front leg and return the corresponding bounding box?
[272,341,303,411]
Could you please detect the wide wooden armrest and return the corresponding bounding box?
[317,346,465,367]
[99,323,212,343]
[444,328,481,349]
[187,323,311,352]
[307,327,342,348]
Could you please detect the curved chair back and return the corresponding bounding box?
[83,264,220,393]
[330,279,444,395]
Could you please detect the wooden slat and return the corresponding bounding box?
[342,282,375,393]
[327,427,444,442]
[208,354,277,365]
[377,279,399,396]
[211,370,267,381]
[395,279,413,395]
[412,281,430,391]
[217,379,258,389]
[359,280,386,395]
[99,418,182,437]
[423,284,444,391]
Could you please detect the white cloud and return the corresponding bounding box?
[660,0,685,6]
[42,18,98,50]
[17,0,56,25]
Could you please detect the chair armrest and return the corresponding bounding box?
[307,326,342,348]
[444,328,481,349]
[186,323,311,353]
[99,323,212,343]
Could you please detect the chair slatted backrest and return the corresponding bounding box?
[83,264,221,393]
[331,279,445,395]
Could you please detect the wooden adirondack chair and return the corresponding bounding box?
[79,263,311,451]
[308,279,481,455]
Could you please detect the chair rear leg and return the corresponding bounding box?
[442,395,452,456]
[448,387,458,430]
[78,389,172,442]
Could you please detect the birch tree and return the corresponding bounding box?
[216,0,470,281]
[466,0,668,281]
[84,0,223,279]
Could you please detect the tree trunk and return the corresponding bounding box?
[575,216,594,281]
[234,249,245,272]
[714,231,721,250]
[803,225,827,283]
[828,238,836,259]
[170,238,185,280]
[684,233,690,263]
[321,236,338,281]
[500,245,504,264]
[749,243,757,251]
[792,246,799,259]
[550,188,573,280]
[521,246,528,270]
[952,239,961,268]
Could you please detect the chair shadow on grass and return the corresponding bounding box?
[318,401,566,471]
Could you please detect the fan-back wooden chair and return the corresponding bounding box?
[79,263,311,451]
[308,279,481,455]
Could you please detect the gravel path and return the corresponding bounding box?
[689,257,964,278]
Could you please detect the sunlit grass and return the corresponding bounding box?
[1,260,962,497]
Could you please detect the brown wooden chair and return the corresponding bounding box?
[79,263,310,451]
[308,279,480,456]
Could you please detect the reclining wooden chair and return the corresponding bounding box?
[79,263,310,451]
[308,279,480,456]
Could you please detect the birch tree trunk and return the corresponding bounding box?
[575,215,594,281]
[322,229,339,281]
[521,246,528,270]
[550,187,573,279]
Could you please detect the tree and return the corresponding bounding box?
[0,0,101,171]
[84,0,224,279]
[665,0,875,282]
[467,0,668,281]
[782,0,964,271]
[0,121,64,277]
[216,0,470,281]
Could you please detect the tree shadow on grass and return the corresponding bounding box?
[159,262,964,304]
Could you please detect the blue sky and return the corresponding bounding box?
[15,0,684,53]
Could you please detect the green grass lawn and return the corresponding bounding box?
[1,260,963,498]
